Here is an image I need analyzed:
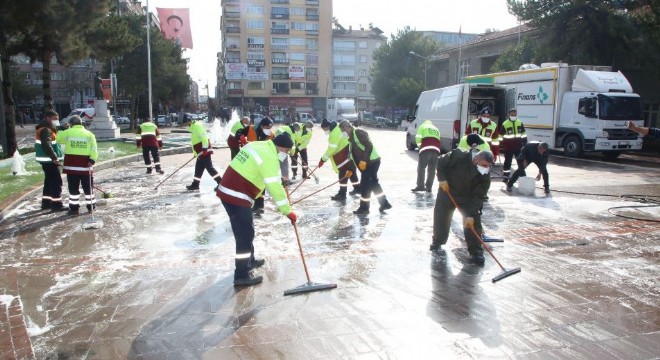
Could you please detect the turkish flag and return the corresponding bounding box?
[156,8,193,49]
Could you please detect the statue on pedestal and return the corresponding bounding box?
[94,73,103,100]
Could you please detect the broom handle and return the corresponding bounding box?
[289,164,319,196]
[88,169,95,219]
[284,187,312,283]
[291,174,349,206]
[153,156,196,190]
[299,158,319,181]
[444,189,507,271]
[93,185,108,195]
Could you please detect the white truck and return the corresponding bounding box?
[326,98,359,124]
[466,63,644,158]
[405,82,507,151]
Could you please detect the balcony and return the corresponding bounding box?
[226,44,240,49]
[271,0,289,3]
[226,58,241,63]
[270,13,289,20]
[226,27,240,34]
[305,89,318,95]
[305,15,319,21]
[225,11,240,18]
[305,74,318,81]
[272,58,289,64]
[271,44,289,51]
[305,30,319,36]
[222,0,240,4]
[271,28,290,34]
[306,0,319,6]
[272,89,290,94]
[272,74,289,80]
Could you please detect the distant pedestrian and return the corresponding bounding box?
[293,121,314,179]
[411,120,440,193]
[57,116,98,215]
[183,116,221,191]
[338,120,392,214]
[431,149,494,265]
[506,141,550,194]
[627,121,660,140]
[136,117,164,175]
[499,108,527,179]
[34,110,65,211]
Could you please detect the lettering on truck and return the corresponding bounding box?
[518,93,536,101]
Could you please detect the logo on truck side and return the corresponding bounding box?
[517,86,549,104]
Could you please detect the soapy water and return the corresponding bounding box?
[12,151,26,175]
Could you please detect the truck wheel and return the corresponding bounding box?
[563,135,583,158]
[602,151,621,160]
[406,133,416,150]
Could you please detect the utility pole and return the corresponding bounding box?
[409,51,428,89]
[0,55,7,154]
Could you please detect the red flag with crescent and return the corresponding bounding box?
[156,8,193,49]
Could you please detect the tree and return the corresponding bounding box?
[370,27,440,112]
[506,0,644,67]
[490,36,540,73]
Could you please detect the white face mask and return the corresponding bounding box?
[263,128,271,136]
[477,165,490,175]
[277,151,288,162]
[51,120,60,127]
[481,117,491,124]
[509,116,517,121]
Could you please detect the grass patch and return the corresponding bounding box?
[0,140,140,207]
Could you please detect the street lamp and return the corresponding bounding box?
[409,51,428,89]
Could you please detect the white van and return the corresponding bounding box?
[405,84,506,151]
[296,112,316,123]
[63,108,95,126]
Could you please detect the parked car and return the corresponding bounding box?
[62,108,95,126]
[156,115,170,127]
[114,116,130,125]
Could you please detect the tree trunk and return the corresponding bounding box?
[42,51,54,111]
[1,50,18,159]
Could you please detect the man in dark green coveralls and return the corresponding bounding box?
[431,149,494,265]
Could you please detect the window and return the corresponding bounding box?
[291,82,305,90]
[247,36,265,45]
[247,5,264,14]
[332,54,355,66]
[226,51,241,62]
[290,7,304,16]
[333,69,355,82]
[247,20,264,29]
[305,52,318,66]
[246,52,264,60]
[305,39,318,50]
[271,7,289,17]
[273,82,289,93]
[359,55,367,63]
[290,37,305,46]
[359,41,367,48]
[290,52,305,61]
[272,67,288,75]
[305,22,318,30]
[291,21,305,30]
[248,82,265,90]
[333,40,355,52]
[51,72,65,81]
[228,81,242,90]
[247,66,264,72]
[358,83,367,92]
[226,37,240,48]
[358,69,367,77]
[271,37,289,45]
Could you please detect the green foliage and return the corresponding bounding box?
[490,37,539,73]
[370,27,440,111]
[87,15,142,62]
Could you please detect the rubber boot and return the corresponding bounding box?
[331,189,347,201]
[186,181,200,191]
[349,185,361,196]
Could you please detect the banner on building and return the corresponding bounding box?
[225,63,248,80]
[101,79,112,101]
[156,8,193,49]
[288,65,305,80]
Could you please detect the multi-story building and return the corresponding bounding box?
[331,24,386,112]
[219,0,332,120]
[421,30,479,47]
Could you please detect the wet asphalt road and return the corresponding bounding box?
[1,124,659,359]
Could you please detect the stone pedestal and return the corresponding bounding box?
[90,100,120,139]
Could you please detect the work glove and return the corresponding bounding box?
[287,212,298,224]
[239,135,247,146]
[345,170,353,178]
[358,161,367,171]
[438,180,449,193]
[464,217,475,229]
[318,159,324,168]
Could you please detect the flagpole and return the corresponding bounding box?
[146,0,154,121]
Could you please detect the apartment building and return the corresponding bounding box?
[331,25,386,112]
[219,0,332,119]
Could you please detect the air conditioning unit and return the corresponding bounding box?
[271,89,277,94]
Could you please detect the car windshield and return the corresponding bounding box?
[598,94,642,120]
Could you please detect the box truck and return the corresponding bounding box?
[466,63,644,158]
[326,98,359,124]
[405,83,507,151]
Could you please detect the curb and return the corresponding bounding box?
[0,144,195,223]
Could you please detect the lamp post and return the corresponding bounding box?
[409,51,428,89]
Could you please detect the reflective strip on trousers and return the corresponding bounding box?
[235,252,251,260]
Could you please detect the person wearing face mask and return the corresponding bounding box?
[227,116,250,159]
[34,110,66,211]
[216,133,297,287]
[431,148,494,265]
[506,141,550,194]
[236,117,275,213]
[338,120,392,214]
[274,122,301,185]
[498,108,527,179]
[458,133,491,154]
[318,118,360,201]
[183,116,222,191]
[466,107,500,157]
